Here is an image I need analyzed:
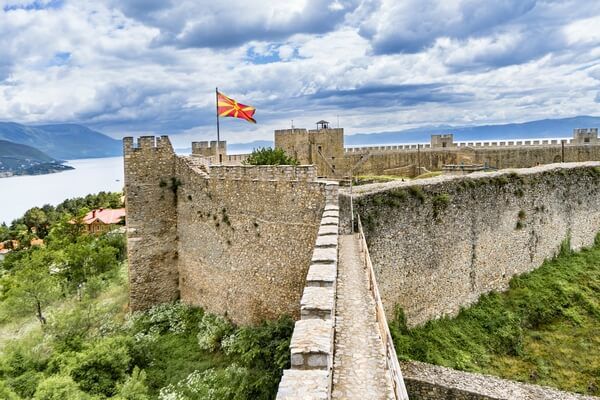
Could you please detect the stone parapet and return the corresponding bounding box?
[276,370,329,400]
[300,287,335,319]
[306,264,336,287]
[277,192,340,399]
[290,319,333,369]
[401,361,596,400]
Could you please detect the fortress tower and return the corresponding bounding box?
[572,128,599,144]
[191,140,227,162]
[275,120,345,178]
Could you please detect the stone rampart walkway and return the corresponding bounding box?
[332,234,394,399]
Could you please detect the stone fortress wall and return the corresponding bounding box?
[124,136,180,310]
[343,162,600,327]
[125,133,600,399]
[124,135,337,325]
[401,361,595,400]
[275,126,600,178]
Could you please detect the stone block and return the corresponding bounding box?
[290,319,333,370]
[318,224,338,236]
[311,247,337,264]
[306,263,336,287]
[276,369,329,400]
[321,216,339,226]
[301,287,334,319]
[315,234,337,248]
[324,204,339,212]
[322,210,339,219]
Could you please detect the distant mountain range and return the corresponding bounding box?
[0,139,73,177]
[1,116,599,163]
[344,115,600,146]
[0,122,122,159]
[213,116,600,151]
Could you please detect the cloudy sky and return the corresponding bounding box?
[0,0,599,146]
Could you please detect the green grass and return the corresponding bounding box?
[353,175,408,185]
[391,236,600,396]
[414,171,442,179]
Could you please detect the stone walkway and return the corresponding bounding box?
[332,234,394,400]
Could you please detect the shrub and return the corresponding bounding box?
[6,371,44,399]
[197,314,234,352]
[408,186,426,203]
[128,302,202,337]
[243,147,298,166]
[33,375,90,400]
[0,381,21,400]
[70,336,132,396]
[115,367,150,400]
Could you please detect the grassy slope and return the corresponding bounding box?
[391,237,600,396]
[0,263,290,399]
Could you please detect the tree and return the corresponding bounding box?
[22,207,49,238]
[0,223,10,242]
[33,375,90,400]
[115,367,150,400]
[4,250,61,324]
[243,147,298,166]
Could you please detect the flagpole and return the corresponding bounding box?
[215,87,220,144]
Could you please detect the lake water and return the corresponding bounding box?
[0,157,124,224]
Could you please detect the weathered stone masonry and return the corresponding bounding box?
[124,135,335,325]
[345,162,600,327]
[124,136,179,310]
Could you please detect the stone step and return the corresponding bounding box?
[290,319,333,370]
[306,263,336,287]
[276,370,329,400]
[301,287,334,319]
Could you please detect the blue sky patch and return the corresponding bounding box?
[3,0,63,12]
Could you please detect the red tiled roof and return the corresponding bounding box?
[82,208,126,225]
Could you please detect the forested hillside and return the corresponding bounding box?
[0,193,290,399]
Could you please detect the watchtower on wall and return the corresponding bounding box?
[123,136,179,310]
[572,128,599,145]
[192,140,227,162]
[274,120,345,178]
[431,134,455,148]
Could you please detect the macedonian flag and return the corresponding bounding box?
[217,91,256,124]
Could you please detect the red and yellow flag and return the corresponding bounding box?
[217,91,256,124]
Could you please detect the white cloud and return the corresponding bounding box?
[0,0,599,148]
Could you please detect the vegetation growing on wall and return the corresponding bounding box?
[243,147,298,166]
[390,236,600,396]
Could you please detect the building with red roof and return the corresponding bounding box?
[82,208,126,234]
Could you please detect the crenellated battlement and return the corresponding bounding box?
[123,135,174,156]
[191,140,227,154]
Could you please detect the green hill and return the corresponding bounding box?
[0,140,54,162]
[0,122,121,160]
[0,140,73,177]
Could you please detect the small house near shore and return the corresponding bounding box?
[81,208,126,234]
